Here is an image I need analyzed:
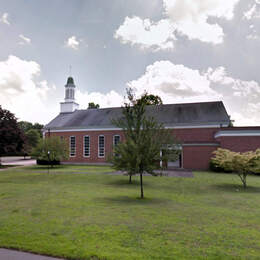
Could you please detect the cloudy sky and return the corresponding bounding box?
[0,0,260,126]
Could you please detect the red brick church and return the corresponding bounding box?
[43,77,260,170]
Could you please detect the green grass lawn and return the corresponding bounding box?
[0,165,18,169]
[0,165,260,259]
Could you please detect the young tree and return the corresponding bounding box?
[111,89,179,198]
[32,136,69,166]
[136,92,163,106]
[0,106,25,164]
[88,102,100,109]
[212,148,260,188]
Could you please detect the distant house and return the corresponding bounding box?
[43,77,260,170]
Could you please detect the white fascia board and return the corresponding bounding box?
[166,124,227,129]
[43,128,121,134]
[182,143,220,147]
[43,124,227,134]
[215,130,260,138]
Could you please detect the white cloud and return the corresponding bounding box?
[76,90,124,109]
[246,33,260,40]
[164,0,239,44]
[65,36,80,50]
[0,13,10,25]
[244,2,260,20]
[115,17,175,51]
[0,55,56,123]
[2,56,258,126]
[206,66,260,125]
[115,0,240,50]
[18,34,31,45]
[127,60,260,126]
[73,60,260,126]
[164,0,239,22]
[127,61,217,100]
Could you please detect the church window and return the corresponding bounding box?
[83,136,90,157]
[113,135,120,146]
[70,136,76,157]
[98,135,105,157]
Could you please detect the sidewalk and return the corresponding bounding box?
[0,249,64,260]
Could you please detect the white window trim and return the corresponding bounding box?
[70,136,76,157]
[83,135,90,158]
[98,135,105,158]
[113,135,120,146]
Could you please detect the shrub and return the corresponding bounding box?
[36,159,60,165]
[211,148,260,188]
[32,136,68,165]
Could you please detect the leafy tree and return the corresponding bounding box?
[136,92,163,106]
[18,121,44,137]
[32,136,69,166]
[23,129,41,155]
[211,148,236,172]
[0,106,25,163]
[111,89,179,198]
[88,102,100,109]
[212,148,260,188]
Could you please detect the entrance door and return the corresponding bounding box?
[167,153,182,169]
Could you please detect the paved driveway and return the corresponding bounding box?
[0,249,63,260]
[1,156,36,166]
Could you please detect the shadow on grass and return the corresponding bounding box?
[96,195,170,206]
[212,183,260,193]
[24,165,67,171]
[106,178,155,188]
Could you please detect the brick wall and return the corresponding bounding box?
[218,136,260,152]
[172,128,219,143]
[49,130,124,163]
[216,127,260,153]
[48,128,220,169]
[47,126,260,170]
[182,146,217,170]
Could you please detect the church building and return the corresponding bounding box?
[43,77,260,170]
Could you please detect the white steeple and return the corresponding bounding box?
[60,76,79,113]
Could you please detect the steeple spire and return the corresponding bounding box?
[64,76,75,102]
[60,76,79,113]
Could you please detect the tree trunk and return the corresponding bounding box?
[129,174,132,184]
[238,173,247,189]
[140,172,144,199]
[242,173,247,189]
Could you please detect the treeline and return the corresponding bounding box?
[0,106,43,158]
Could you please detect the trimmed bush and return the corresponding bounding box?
[36,159,60,166]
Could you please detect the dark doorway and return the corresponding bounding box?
[167,153,182,169]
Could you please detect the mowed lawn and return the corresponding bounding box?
[0,166,260,259]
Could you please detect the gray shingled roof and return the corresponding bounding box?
[44,101,230,130]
